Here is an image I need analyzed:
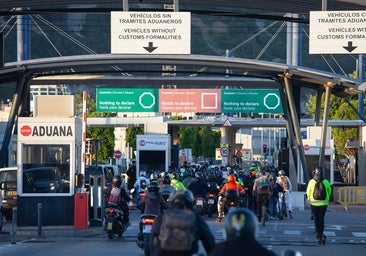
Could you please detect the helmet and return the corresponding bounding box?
[147,181,159,192]
[163,175,171,185]
[150,172,158,181]
[112,175,122,187]
[314,167,323,176]
[227,174,236,183]
[278,170,286,176]
[195,171,203,179]
[169,190,194,210]
[224,208,258,240]
[140,170,146,177]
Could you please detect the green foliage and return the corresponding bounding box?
[75,93,115,162]
[304,92,362,158]
[179,126,220,158]
[125,127,144,158]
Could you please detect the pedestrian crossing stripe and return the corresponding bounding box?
[284,230,301,235]
[352,232,366,237]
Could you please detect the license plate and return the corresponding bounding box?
[8,191,17,196]
[196,200,203,206]
[142,225,152,233]
[107,222,113,230]
[208,199,214,204]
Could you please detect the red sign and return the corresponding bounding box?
[159,89,220,113]
[114,150,122,159]
[20,125,32,136]
[304,144,310,151]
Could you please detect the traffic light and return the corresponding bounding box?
[263,144,268,154]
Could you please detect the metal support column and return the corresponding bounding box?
[0,73,28,167]
[283,73,309,182]
[318,83,333,169]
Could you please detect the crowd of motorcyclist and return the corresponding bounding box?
[102,160,297,255]
[109,160,294,224]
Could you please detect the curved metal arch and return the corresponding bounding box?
[2,54,362,97]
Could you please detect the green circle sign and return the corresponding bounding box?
[263,93,280,110]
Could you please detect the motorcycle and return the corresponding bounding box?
[223,190,239,216]
[207,182,219,217]
[136,214,157,256]
[206,191,217,217]
[104,205,126,239]
[194,196,207,215]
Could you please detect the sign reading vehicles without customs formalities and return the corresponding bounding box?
[111,11,191,54]
[309,10,366,54]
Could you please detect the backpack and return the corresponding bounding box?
[313,179,326,200]
[159,209,197,251]
[108,186,122,206]
[280,176,289,191]
[140,179,147,190]
[258,178,270,193]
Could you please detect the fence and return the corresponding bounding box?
[337,186,366,210]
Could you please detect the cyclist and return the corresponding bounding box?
[277,170,293,218]
[252,170,272,222]
[208,208,277,256]
[216,174,245,222]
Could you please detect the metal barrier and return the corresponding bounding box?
[337,186,366,210]
[89,175,104,222]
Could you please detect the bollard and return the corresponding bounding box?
[37,203,42,237]
[11,207,17,244]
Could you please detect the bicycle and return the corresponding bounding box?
[278,191,287,220]
[260,197,269,226]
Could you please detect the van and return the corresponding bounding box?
[0,167,17,222]
[84,164,118,190]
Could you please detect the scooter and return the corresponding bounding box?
[104,205,126,239]
[136,214,157,256]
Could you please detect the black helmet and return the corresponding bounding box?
[112,175,122,187]
[163,175,171,185]
[224,208,258,240]
[169,190,194,210]
[195,171,203,179]
[147,181,159,192]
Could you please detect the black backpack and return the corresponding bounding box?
[313,179,326,200]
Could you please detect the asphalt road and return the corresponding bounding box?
[0,205,365,256]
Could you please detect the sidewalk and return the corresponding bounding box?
[327,202,366,214]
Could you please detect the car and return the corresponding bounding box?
[22,166,68,193]
[0,167,17,221]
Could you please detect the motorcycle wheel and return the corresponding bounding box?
[144,242,150,256]
[108,232,114,239]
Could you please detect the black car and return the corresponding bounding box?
[22,166,68,193]
[84,165,117,190]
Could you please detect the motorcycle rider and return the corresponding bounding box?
[104,175,131,227]
[159,175,176,201]
[208,208,277,256]
[149,190,215,256]
[182,169,195,188]
[138,180,170,215]
[170,172,186,191]
[216,174,245,222]
[187,171,210,199]
[277,170,293,218]
[133,170,149,202]
[137,180,170,244]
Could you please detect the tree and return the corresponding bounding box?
[75,93,115,163]
[125,126,144,159]
[305,92,361,159]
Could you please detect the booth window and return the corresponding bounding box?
[22,144,70,194]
